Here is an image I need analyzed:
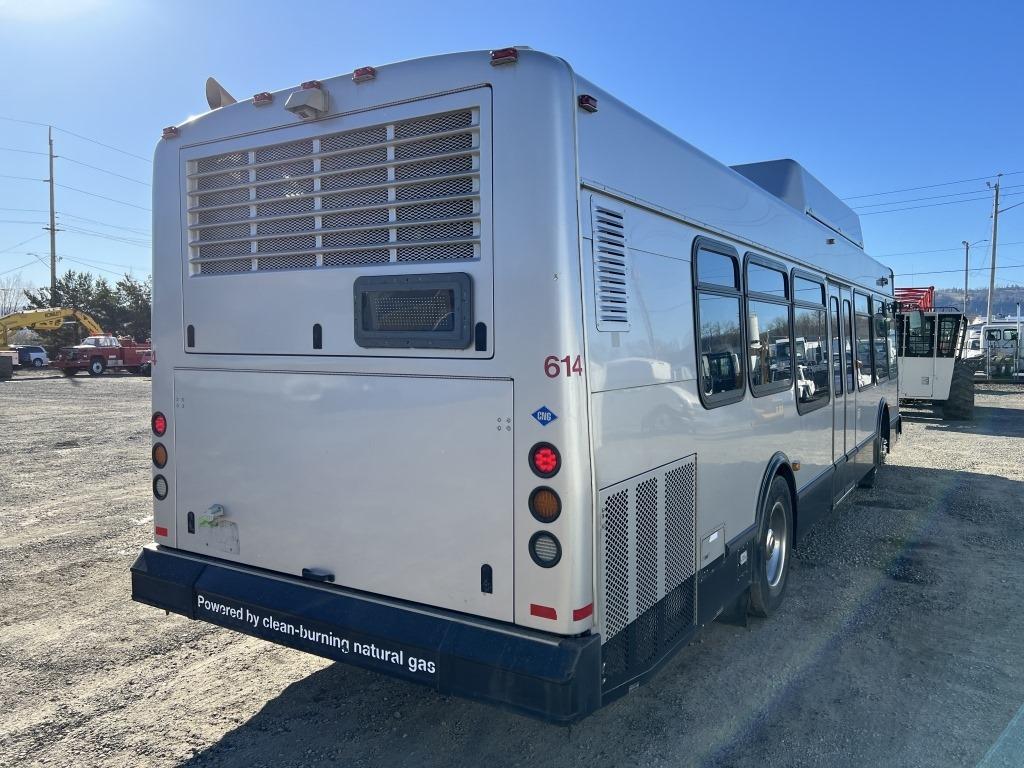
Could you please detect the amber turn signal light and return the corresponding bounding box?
[529,487,561,523]
[152,442,168,469]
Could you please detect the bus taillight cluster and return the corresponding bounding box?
[152,411,168,500]
[528,443,562,568]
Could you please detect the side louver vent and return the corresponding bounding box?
[591,202,630,331]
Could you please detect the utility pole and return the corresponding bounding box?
[962,240,970,315]
[986,175,1001,324]
[46,126,57,307]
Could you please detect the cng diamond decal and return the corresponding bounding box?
[531,406,558,426]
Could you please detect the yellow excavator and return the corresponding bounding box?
[0,308,104,378]
[1,307,104,347]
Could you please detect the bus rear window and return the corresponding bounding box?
[354,273,472,349]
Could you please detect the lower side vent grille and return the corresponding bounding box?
[599,455,697,691]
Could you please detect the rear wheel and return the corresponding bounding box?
[32,358,43,368]
[943,362,975,420]
[750,476,793,617]
[88,358,105,377]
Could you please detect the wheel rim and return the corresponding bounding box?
[765,500,788,589]
[91,362,102,374]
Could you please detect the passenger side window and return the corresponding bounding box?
[873,299,890,380]
[694,240,745,407]
[745,257,791,396]
[854,293,874,389]
[830,296,843,395]
[792,274,829,412]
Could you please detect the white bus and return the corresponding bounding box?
[132,48,900,722]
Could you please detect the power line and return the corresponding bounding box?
[0,260,36,276]
[58,156,151,186]
[0,220,47,225]
[0,173,44,182]
[894,263,1024,277]
[0,116,151,163]
[54,183,151,211]
[852,183,1024,210]
[859,190,1024,216]
[0,208,48,214]
[61,226,150,248]
[61,255,136,276]
[0,146,47,156]
[876,241,1024,259]
[842,170,1024,200]
[56,212,149,235]
[0,234,45,254]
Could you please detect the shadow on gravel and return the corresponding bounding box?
[174,464,1024,768]
[920,405,1024,438]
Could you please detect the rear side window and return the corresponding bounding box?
[746,255,791,397]
[693,239,744,407]
[792,272,829,412]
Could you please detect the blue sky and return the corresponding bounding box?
[1,0,1022,294]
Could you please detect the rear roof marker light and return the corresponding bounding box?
[490,47,519,66]
[352,66,377,83]
[301,80,323,90]
[252,91,273,106]
[578,94,598,113]
[161,126,180,139]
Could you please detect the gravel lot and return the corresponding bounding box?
[2,368,1024,768]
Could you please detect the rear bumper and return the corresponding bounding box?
[131,545,601,723]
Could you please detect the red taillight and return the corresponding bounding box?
[490,47,519,66]
[253,91,273,106]
[155,525,168,537]
[152,412,167,437]
[529,442,560,478]
[352,66,377,83]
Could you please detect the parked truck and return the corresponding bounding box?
[53,334,152,376]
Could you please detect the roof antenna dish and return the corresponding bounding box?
[205,77,237,110]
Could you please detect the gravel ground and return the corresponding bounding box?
[2,369,1024,768]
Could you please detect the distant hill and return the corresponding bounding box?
[919,285,1024,318]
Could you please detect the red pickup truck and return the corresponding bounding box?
[54,335,152,376]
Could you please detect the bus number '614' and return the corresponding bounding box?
[545,355,583,378]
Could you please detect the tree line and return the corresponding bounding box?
[19,270,151,347]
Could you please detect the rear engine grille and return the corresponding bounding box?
[186,109,482,276]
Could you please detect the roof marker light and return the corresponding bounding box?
[162,126,180,139]
[490,47,519,66]
[301,80,323,90]
[352,66,377,83]
[252,92,273,106]
[578,94,598,113]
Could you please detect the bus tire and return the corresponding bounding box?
[943,363,975,420]
[749,475,793,618]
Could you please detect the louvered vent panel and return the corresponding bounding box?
[598,455,697,645]
[186,109,482,276]
[591,202,630,331]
